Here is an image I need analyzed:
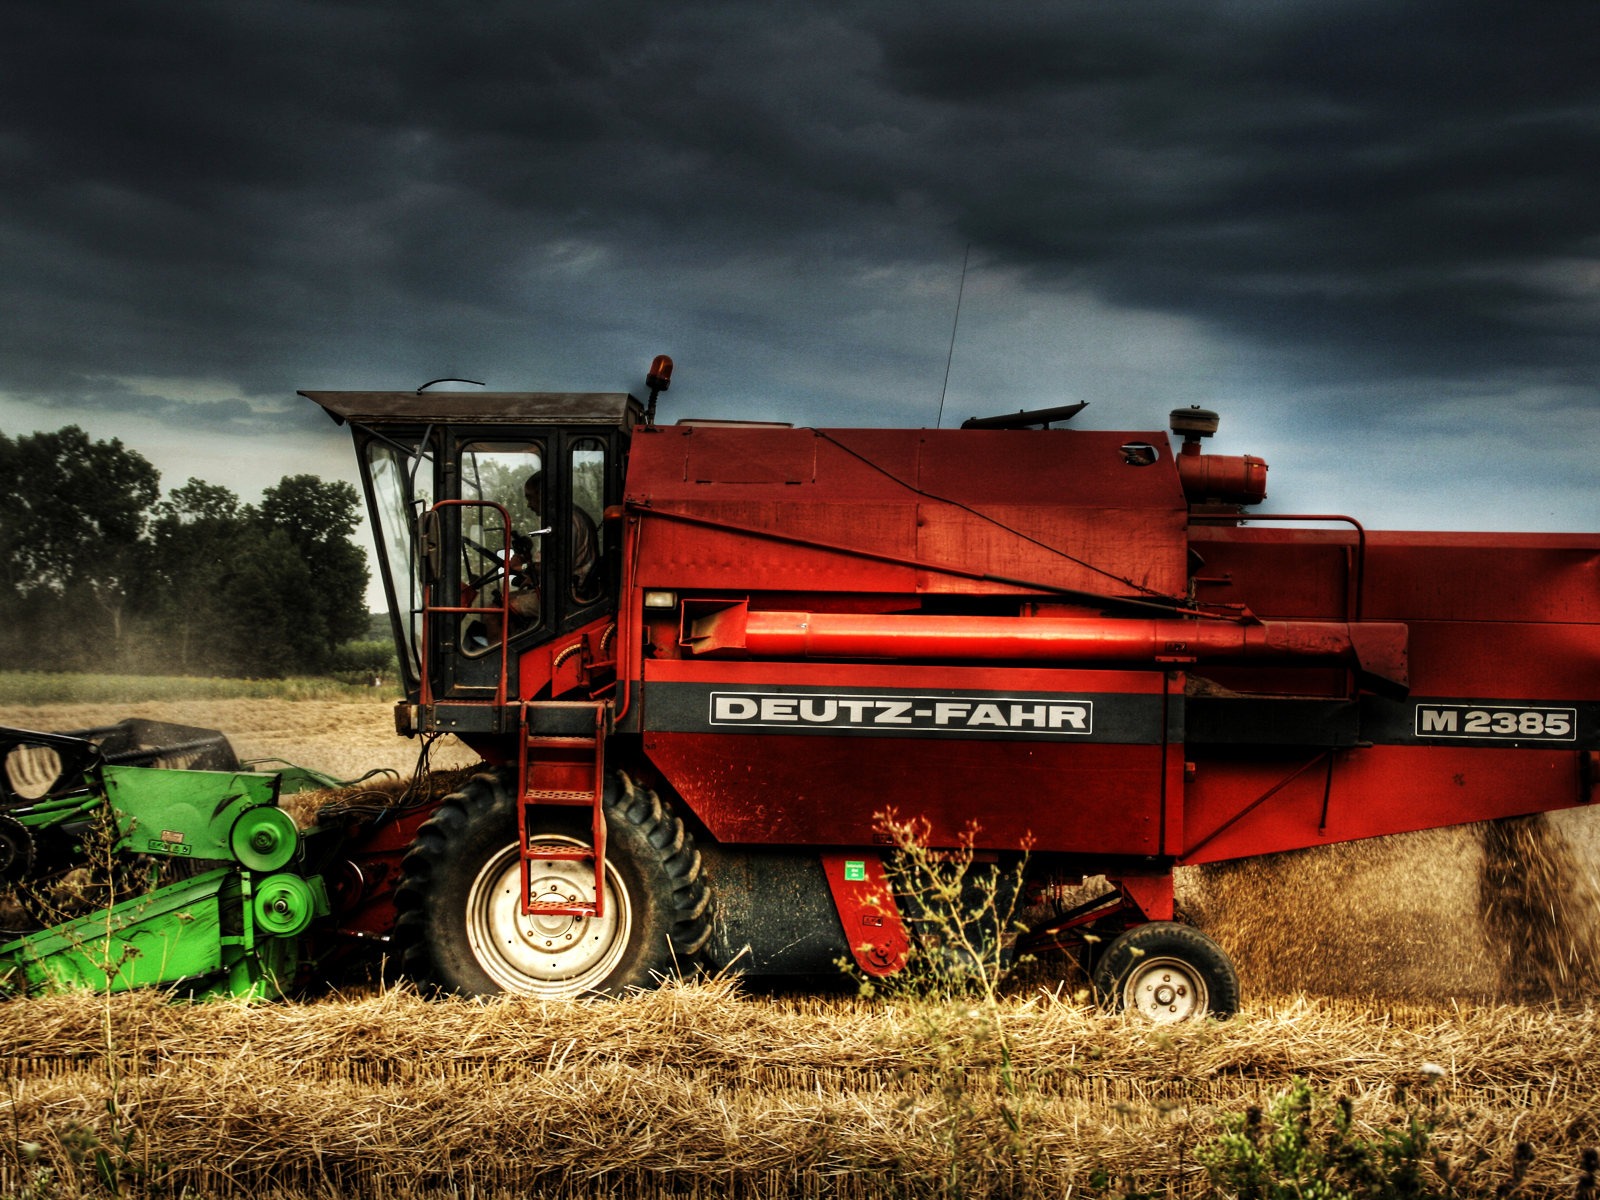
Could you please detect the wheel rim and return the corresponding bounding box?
[1121,954,1209,1023]
[465,836,632,997]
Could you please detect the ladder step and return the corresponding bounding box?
[525,899,598,918]
[517,701,607,930]
[524,841,592,862]
[522,788,594,805]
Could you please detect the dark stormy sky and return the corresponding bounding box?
[3,0,1597,568]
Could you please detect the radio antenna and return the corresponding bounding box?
[935,243,971,430]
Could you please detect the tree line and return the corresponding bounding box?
[0,425,375,678]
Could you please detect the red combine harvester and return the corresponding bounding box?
[300,359,1599,1018]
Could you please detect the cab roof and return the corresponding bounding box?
[300,390,642,428]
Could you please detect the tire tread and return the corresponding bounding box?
[394,764,712,997]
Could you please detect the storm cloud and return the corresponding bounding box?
[1,0,1596,529]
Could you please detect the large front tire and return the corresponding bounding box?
[395,768,711,998]
[1091,921,1240,1022]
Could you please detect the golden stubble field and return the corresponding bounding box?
[0,697,482,782]
[4,697,1600,1198]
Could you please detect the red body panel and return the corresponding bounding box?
[625,425,1190,599]
[614,427,1597,867]
[1190,528,1599,628]
[638,658,1183,854]
[820,852,912,976]
[1179,527,1599,862]
[1182,744,1588,866]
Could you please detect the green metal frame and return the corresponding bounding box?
[1,763,331,1000]
[0,867,327,999]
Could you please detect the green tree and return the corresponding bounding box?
[0,426,160,664]
[0,426,372,678]
[146,478,248,673]
[258,474,370,661]
[144,474,370,676]
[215,527,327,676]
[160,478,240,524]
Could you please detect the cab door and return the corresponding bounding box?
[433,435,550,700]
[429,428,622,701]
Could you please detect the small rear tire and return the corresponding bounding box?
[395,767,711,998]
[1091,921,1239,1021]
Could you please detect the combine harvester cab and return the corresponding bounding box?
[0,721,343,999]
[301,364,1600,1019]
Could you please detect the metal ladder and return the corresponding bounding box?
[517,701,608,919]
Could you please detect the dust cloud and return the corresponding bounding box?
[1189,809,1600,1003]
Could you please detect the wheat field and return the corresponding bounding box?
[3,698,1599,1197]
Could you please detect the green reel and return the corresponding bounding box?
[252,873,317,937]
[230,807,298,872]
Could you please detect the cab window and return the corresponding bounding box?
[458,440,545,653]
[569,438,606,605]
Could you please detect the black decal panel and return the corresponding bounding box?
[646,682,1172,743]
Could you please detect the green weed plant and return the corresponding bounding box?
[1194,1078,1440,1199]
[861,813,1044,1197]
